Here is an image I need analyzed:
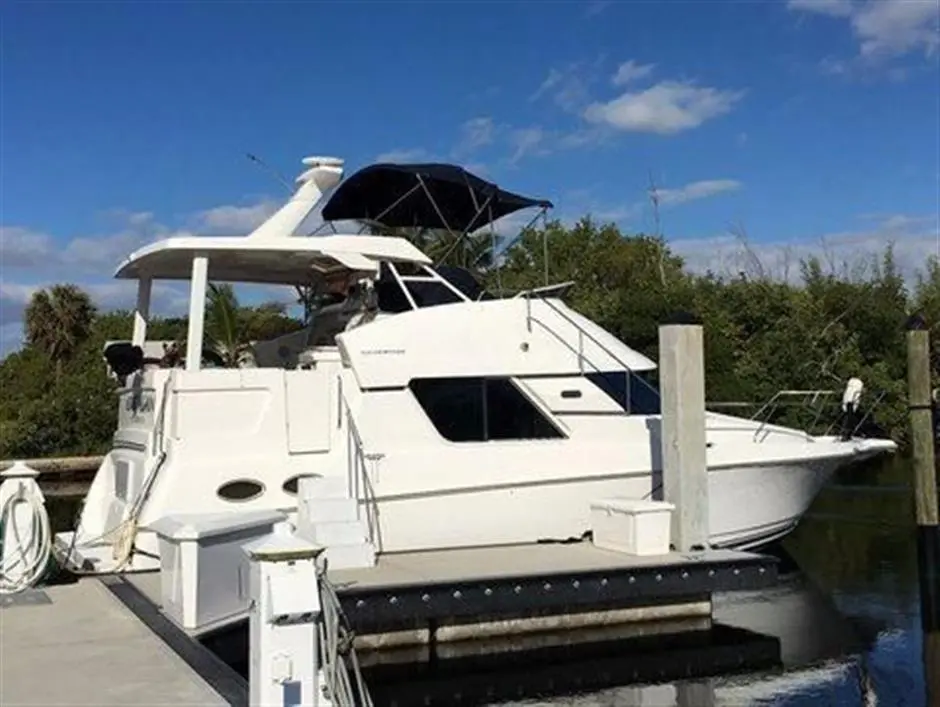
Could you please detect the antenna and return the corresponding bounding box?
[246,152,293,194]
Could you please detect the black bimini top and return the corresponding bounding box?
[320,162,553,233]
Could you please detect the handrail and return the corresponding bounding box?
[748,389,836,423]
[523,293,660,410]
[527,293,641,376]
[512,281,576,298]
[748,389,836,441]
[524,296,879,443]
[342,397,381,548]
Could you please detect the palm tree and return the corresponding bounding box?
[24,284,97,379]
[204,284,303,366]
[204,283,252,367]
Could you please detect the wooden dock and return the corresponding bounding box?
[0,577,245,707]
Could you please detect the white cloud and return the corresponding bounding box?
[0,226,56,268]
[0,212,190,275]
[0,198,287,355]
[653,179,742,206]
[583,81,745,135]
[508,126,549,164]
[672,213,940,283]
[530,61,602,112]
[0,282,38,330]
[453,117,495,155]
[853,0,939,57]
[0,278,193,355]
[193,200,278,234]
[374,148,431,163]
[612,60,656,86]
[788,0,854,17]
[789,0,940,59]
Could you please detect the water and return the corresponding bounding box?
[46,457,935,705]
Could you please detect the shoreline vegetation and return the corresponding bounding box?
[2,218,936,460]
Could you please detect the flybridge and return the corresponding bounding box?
[108,155,557,374]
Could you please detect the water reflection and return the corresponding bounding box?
[365,457,933,706]
[925,630,939,707]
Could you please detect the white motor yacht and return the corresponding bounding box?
[54,155,897,574]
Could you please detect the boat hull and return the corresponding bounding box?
[368,454,852,554]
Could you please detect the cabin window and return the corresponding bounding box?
[217,479,265,502]
[281,475,302,495]
[586,371,661,415]
[409,377,565,442]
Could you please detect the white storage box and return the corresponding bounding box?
[149,509,286,633]
[590,498,675,556]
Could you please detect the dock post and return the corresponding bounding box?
[658,313,709,552]
[0,461,52,595]
[906,314,940,635]
[243,531,326,707]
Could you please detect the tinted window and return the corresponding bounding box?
[410,378,486,441]
[410,377,564,442]
[406,281,464,308]
[485,378,563,439]
[375,278,412,313]
[586,371,661,415]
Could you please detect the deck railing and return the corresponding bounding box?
[342,395,382,549]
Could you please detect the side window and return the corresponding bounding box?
[409,378,485,442]
[485,378,563,439]
[409,377,564,442]
[586,371,661,415]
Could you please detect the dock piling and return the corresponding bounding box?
[658,314,710,553]
[906,314,940,637]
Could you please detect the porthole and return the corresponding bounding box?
[217,479,265,502]
[282,475,301,495]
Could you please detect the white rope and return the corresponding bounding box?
[0,478,53,595]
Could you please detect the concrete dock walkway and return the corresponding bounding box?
[0,578,234,706]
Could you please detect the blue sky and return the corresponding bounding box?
[1,0,938,352]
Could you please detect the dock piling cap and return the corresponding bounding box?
[243,532,325,563]
[0,461,40,479]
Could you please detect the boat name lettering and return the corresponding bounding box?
[360,348,405,356]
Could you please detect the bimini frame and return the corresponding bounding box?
[317,162,554,292]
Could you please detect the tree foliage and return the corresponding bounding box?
[0,286,301,458]
[0,217,934,459]
[23,283,97,379]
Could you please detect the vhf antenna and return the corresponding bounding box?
[245,152,293,194]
